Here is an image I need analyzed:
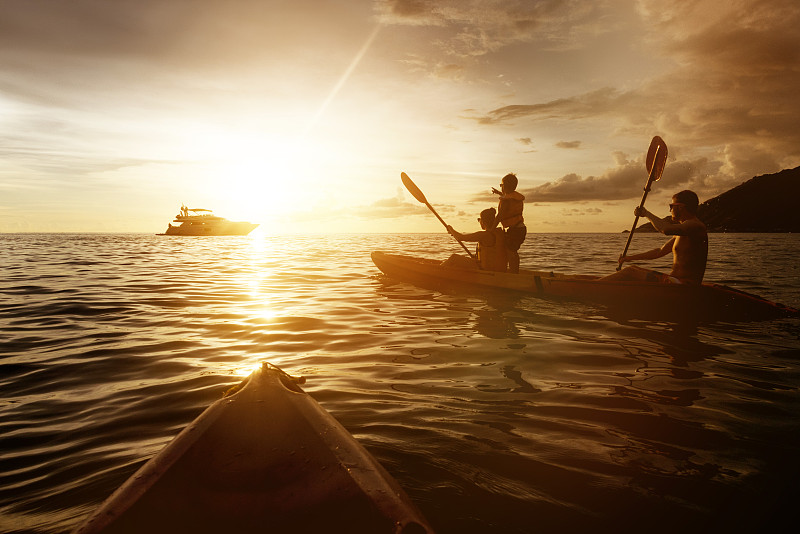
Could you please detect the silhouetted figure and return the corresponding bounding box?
[445,208,508,272]
[494,173,526,273]
[602,190,708,284]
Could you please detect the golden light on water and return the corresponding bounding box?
[242,237,284,323]
[232,362,262,378]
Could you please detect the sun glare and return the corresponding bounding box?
[188,128,334,227]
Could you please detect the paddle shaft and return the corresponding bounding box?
[400,172,474,258]
[617,144,663,270]
[426,201,474,258]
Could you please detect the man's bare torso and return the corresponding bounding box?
[669,221,708,283]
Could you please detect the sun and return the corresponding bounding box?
[192,129,331,227]
[174,108,373,233]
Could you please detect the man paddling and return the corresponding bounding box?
[602,190,708,284]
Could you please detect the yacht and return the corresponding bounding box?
[158,205,258,236]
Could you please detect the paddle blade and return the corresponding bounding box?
[401,172,428,204]
[646,136,668,181]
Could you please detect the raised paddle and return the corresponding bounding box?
[617,136,669,270]
[401,172,474,258]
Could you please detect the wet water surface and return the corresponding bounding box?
[2,233,799,533]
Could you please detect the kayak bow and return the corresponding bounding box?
[73,363,434,534]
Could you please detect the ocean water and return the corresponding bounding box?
[1,232,799,534]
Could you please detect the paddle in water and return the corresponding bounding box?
[617,136,668,270]
[401,172,474,258]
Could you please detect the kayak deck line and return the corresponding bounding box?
[371,251,799,321]
[73,362,434,534]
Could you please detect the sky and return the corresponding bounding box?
[1,0,799,234]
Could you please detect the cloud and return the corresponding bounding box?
[465,0,800,195]
[556,140,581,149]
[0,1,345,64]
[516,137,536,153]
[639,0,800,178]
[516,151,732,203]
[0,0,370,110]
[356,187,463,220]
[399,56,466,80]
[561,206,602,217]
[473,87,633,125]
[359,189,427,218]
[375,0,605,57]
[522,151,644,202]
[0,1,187,59]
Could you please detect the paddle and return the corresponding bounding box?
[617,136,669,270]
[401,172,475,258]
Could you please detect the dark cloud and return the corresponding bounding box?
[513,153,728,203]
[474,88,632,125]
[556,140,581,149]
[385,0,434,19]
[0,0,375,135]
[0,1,184,58]
[449,0,799,181]
[376,0,603,57]
[464,0,800,197]
[521,152,644,202]
[516,137,535,153]
[0,0,363,106]
[641,1,800,178]
[0,0,337,61]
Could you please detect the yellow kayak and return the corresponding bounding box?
[73,363,434,534]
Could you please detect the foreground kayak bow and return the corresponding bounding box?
[73,363,434,534]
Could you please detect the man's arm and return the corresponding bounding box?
[661,218,705,236]
[621,238,675,263]
[636,207,690,235]
[447,226,486,244]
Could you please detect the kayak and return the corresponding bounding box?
[371,251,799,320]
[73,363,434,534]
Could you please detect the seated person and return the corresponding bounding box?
[444,208,508,272]
[602,190,707,284]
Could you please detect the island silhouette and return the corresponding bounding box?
[629,166,800,233]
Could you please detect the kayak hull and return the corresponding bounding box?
[371,251,798,320]
[73,363,433,534]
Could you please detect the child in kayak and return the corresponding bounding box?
[602,190,708,284]
[494,173,527,273]
[445,208,508,272]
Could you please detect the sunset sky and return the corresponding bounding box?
[1,0,799,233]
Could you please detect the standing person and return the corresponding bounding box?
[494,173,527,273]
[601,190,708,284]
[446,208,507,272]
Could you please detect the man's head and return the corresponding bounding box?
[670,190,700,217]
[501,173,518,193]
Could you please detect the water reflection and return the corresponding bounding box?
[477,366,541,394]
[4,233,799,534]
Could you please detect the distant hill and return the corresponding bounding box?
[629,166,800,233]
